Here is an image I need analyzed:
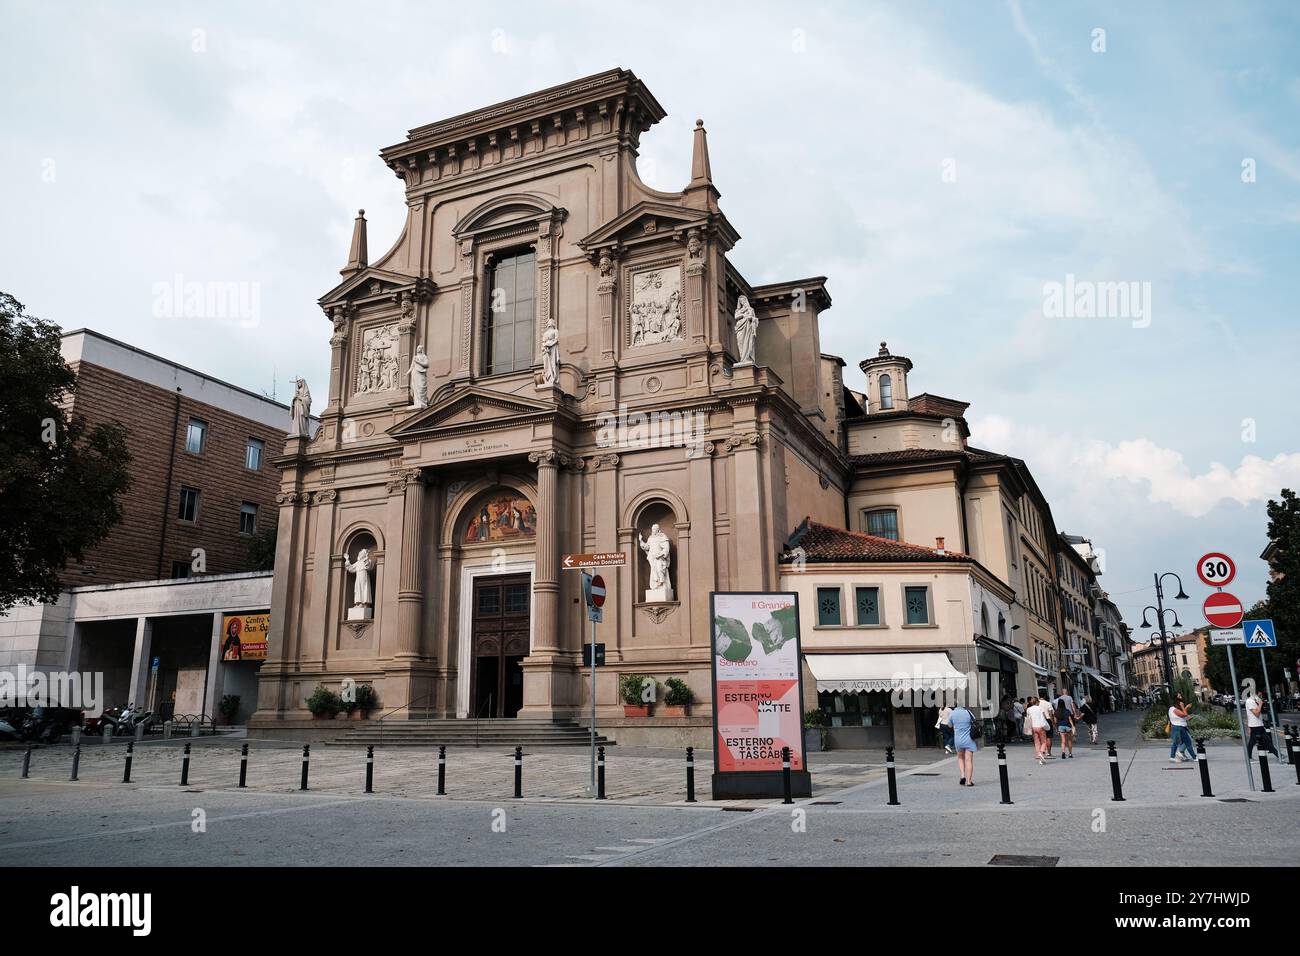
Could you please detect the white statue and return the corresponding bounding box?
[541,325,559,385]
[734,295,757,365]
[344,548,374,620]
[408,345,429,408]
[638,524,674,602]
[289,378,312,437]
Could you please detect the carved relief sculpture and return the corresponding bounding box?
[734,294,757,365]
[355,323,401,395]
[638,523,675,603]
[629,267,683,347]
[408,344,430,408]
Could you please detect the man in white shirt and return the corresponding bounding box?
[1243,692,1278,758]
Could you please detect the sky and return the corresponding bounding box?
[3,0,1298,630]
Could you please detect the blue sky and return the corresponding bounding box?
[3,0,1297,627]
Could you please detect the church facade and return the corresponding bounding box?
[252,70,849,735]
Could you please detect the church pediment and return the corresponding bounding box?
[577,202,711,251]
[388,386,560,438]
[319,268,430,310]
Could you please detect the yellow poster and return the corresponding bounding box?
[221,613,269,661]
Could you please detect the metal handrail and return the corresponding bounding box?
[474,694,493,749]
[375,691,437,749]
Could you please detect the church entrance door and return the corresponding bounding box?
[470,574,530,718]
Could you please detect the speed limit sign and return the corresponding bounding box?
[1196,552,1235,588]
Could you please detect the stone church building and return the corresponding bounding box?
[252,69,850,737]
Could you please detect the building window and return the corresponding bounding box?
[879,374,893,410]
[245,438,264,471]
[816,587,842,626]
[855,586,880,625]
[239,502,258,535]
[505,583,529,614]
[484,248,536,375]
[904,586,930,625]
[178,486,200,522]
[185,418,207,454]
[864,508,899,541]
[997,613,1007,642]
[170,561,191,579]
[980,605,990,639]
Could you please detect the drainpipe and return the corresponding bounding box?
[156,387,183,578]
[957,461,971,554]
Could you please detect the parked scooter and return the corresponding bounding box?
[19,706,81,745]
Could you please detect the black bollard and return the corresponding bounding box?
[1195,738,1213,798]
[21,744,31,779]
[365,745,374,793]
[70,745,81,782]
[180,742,191,786]
[885,746,900,806]
[300,744,310,791]
[1258,753,1273,793]
[597,746,606,800]
[238,743,248,788]
[1283,724,1296,767]
[1292,729,1300,787]
[122,740,134,783]
[437,745,446,795]
[1106,740,1125,802]
[685,746,696,803]
[513,746,523,799]
[781,746,793,805]
[997,743,1013,805]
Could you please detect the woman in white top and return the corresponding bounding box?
[1168,694,1196,762]
[1028,696,1050,765]
[937,705,955,754]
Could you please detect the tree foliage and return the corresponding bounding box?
[0,293,132,610]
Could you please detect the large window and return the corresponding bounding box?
[245,438,264,471]
[178,486,200,522]
[904,585,931,625]
[239,502,258,535]
[816,587,843,626]
[864,508,899,541]
[185,418,207,454]
[484,248,536,375]
[855,586,881,625]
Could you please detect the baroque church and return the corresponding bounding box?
[252,69,851,736]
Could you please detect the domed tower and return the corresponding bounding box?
[858,342,912,414]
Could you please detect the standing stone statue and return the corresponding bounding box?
[344,548,374,620]
[408,345,429,408]
[541,325,560,385]
[734,295,757,365]
[638,524,674,602]
[289,378,312,437]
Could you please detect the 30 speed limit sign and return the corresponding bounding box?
[1196,552,1235,588]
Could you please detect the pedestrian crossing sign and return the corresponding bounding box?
[1242,619,1277,648]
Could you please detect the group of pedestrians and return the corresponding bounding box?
[1019,690,1099,766]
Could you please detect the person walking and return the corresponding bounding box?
[1028,695,1050,765]
[1054,689,1078,759]
[1038,693,1056,758]
[1079,695,1099,745]
[1012,697,1027,740]
[937,704,955,755]
[1243,689,1279,758]
[1167,693,1196,762]
[949,703,979,786]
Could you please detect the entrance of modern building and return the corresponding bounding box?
[470,573,530,718]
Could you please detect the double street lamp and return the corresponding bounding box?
[1139,571,1189,697]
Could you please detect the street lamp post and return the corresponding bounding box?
[1140,571,1189,698]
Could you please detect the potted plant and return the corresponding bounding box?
[306,685,341,719]
[354,683,378,719]
[803,709,826,753]
[620,673,656,717]
[218,694,241,726]
[662,677,694,717]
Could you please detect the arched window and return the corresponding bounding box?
[879,374,894,410]
[980,605,990,639]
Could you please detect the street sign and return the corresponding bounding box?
[1203,591,1244,629]
[581,643,606,667]
[562,552,626,570]
[1196,552,1236,588]
[1242,619,1277,648]
[589,575,606,608]
[1209,628,1244,646]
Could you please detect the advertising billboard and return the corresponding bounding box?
[710,592,811,799]
[220,613,270,661]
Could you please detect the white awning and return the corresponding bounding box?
[1081,666,1117,688]
[976,638,1040,673]
[805,653,968,693]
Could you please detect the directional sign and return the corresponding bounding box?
[1242,619,1277,648]
[562,552,627,571]
[1209,628,1244,646]
[1203,591,1244,629]
[589,574,606,608]
[1196,552,1236,588]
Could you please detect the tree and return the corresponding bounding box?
[245,523,278,572]
[0,293,131,611]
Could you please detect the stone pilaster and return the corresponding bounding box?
[527,451,560,653]
[395,468,426,659]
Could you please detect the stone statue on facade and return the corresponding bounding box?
[541,324,560,385]
[408,345,429,408]
[344,548,374,621]
[734,295,757,365]
[289,378,312,437]
[638,524,674,603]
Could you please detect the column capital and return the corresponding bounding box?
[528,450,560,468]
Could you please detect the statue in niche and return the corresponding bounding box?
[734,295,757,365]
[638,524,674,602]
[541,324,560,385]
[408,345,429,408]
[289,378,312,437]
[344,548,374,621]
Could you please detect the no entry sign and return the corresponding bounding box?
[589,574,606,608]
[1203,591,1243,629]
[1196,552,1235,588]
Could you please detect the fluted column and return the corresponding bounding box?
[528,451,560,653]
[395,469,426,658]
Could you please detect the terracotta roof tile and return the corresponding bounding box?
[779,519,972,565]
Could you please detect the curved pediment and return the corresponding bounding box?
[453,193,565,237]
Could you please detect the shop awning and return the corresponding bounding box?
[805,653,968,693]
[976,638,1042,673]
[1081,666,1117,688]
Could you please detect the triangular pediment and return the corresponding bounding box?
[319,267,423,308]
[577,201,712,250]
[388,385,558,438]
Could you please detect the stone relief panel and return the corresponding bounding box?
[628,266,683,348]
[355,323,401,395]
